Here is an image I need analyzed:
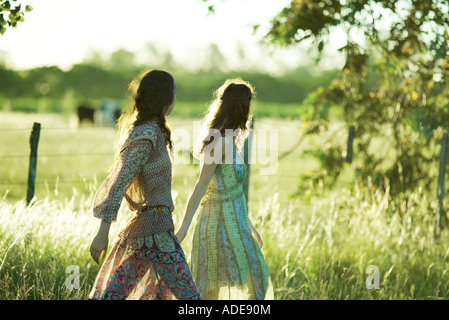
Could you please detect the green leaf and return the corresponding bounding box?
[25,5,32,12]
[207,5,215,15]
[252,24,260,35]
[318,40,324,52]
[11,3,20,14]
[3,1,11,11]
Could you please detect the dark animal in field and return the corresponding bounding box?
[99,100,121,127]
[77,105,95,125]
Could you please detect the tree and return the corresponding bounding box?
[0,1,32,35]
[264,0,449,200]
[107,49,139,77]
[202,0,449,209]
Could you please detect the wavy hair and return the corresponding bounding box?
[114,70,175,163]
[194,78,255,160]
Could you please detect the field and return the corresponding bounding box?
[1,106,449,300]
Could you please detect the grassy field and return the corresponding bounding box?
[0,108,312,204]
[1,109,448,300]
[1,96,305,120]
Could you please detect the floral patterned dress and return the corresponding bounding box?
[190,137,274,300]
[88,122,200,300]
[89,227,200,300]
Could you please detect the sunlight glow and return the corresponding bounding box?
[1,0,320,72]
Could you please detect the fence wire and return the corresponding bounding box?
[0,123,300,193]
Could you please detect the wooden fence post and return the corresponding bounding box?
[243,117,254,204]
[26,122,41,205]
[346,125,355,163]
[437,132,448,233]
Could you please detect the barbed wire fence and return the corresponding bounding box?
[0,123,114,204]
[0,120,302,206]
[2,119,448,232]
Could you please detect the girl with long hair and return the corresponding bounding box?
[88,70,200,300]
[176,78,273,300]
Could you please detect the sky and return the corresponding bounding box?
[0,0,345,73]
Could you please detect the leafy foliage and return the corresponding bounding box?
[0,49,338,106]
[266,0,449,200]
[0,0,32,35]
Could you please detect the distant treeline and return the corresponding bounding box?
[0,62,338,108]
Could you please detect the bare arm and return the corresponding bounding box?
[89,219,111,264]
[176,162,218,243]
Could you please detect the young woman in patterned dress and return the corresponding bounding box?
[88,70,200,300]
[176,78,274,300]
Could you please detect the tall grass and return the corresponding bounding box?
[0,196,99,299]
[1,182,448,300]
[1,111,448,300]
[259,185,449,300]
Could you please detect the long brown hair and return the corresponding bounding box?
[194,78,255,160]
[114,70,175,163]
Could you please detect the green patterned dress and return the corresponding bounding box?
[190,140,274,300]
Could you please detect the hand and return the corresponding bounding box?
[89,232,108,264]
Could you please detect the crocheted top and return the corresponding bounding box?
[92,121,175,237]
